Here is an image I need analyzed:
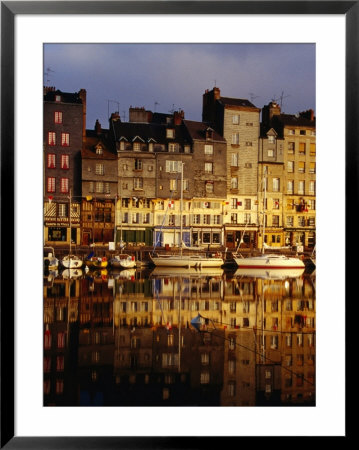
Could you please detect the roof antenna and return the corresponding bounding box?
[154,101,159,112]
[44,67,55,84]
[107,99,120,119]
[249,92,259,103]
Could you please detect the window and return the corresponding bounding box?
[133,142,140,151]
[193,214,200,224]
[205,181,214,193]
[166,160,181,173]
[232,114,239,124]
[61,154,69,169]
[61,133,70,146]
[47,177,56,192]
[148,143,154,152]
[231,133,240,145]
[309,181,316,195]
[205,162,213,173]
[309,162,316,173]
[166,129,175,138]
[47,154,56,168]
[272,215,280,226]
[288,161,294,172]
[231,177,238,189]
[244,199,251,210]
[273,199,279,209]
[60,178,69,193]
[268,135,276,144]
[170,179,178,191]
[95,164,104,175]
[299,142,306,154]
[246,141,253,147]
[54,111,62,124]
[55,94,61,102]
[288,141,295,153]
[310,143,316,156]
[231,213,237,224]
[48,132,56,146]
[300,129,306,135]
[56,356,64,372]
[273,178,280,192]
[298,161,305,173]
[135,159,143,170]
[201,352,210,365]
[287,216,294,226]
[168,143,179,152]
[288,129,295,135]
[287,180,294,194]
[200,371,210,384]
[183,179,189,191]
[134,178,143,190]
[231,198,238,209]
[57,332,65,349]
[231,153,239,167]
[96,182,104,194]
[204,144,213,155]
[268,149,274,157]
[298,180,305,195]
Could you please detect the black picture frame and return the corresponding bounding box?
[1,1,353,447]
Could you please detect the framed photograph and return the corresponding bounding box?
[1,1,353,447]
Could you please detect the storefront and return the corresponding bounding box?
[225,227,257,249]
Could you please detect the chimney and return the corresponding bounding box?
[213,87,221,100]
[173,110,184,125]
[78,89,87,142]
[129,107,150,123]
[95,119,102,135]
[262,102,281,126]
[299,109,315,121]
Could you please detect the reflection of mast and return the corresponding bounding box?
[178,277,181,372]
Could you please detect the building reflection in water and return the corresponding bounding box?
[43,267,315,406]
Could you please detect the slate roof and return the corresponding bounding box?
[183,120,226,142]
[111,121,191,145]
[218,97,257,109]
[81,130,116,159]
[43,89,83,104]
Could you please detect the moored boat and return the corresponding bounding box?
[110,254,136,269]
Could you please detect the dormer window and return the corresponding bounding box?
[206,128,214,140]
[268,136,276,144]
[55,95,61,102]
[166,129,175,139]
[96,146,103,155]
[133,142,141,151]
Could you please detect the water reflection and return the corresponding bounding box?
[43,267,315,406]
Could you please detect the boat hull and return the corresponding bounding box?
[61,256,83,269]
[150,254,224,268]
[110,254,136,269]
[233,254,305,269]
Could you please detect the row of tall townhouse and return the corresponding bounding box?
[44,274,315,405]
[43,87,316,251]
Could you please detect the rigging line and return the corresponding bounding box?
[206,330,315,386]
[152,168,183,254]
[200,313,315,335]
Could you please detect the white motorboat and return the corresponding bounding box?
[110,254,136,269]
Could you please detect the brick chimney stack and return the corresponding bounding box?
[78,89,87,142]
[173,110,185,125]
[95,119,102,135]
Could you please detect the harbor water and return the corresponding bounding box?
[43,265,316,406]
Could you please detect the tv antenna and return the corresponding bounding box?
[107,99,120,119]
[154,101,160,112]
[44,67,55,84]
[169,104,176,114]
[249,92,259,103]
[122,110,127,122]
[272,91,290,110]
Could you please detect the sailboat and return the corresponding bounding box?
[61,190,83,269]
[150,162,224,269]
[109,194,137,269]
[233,177,305,270]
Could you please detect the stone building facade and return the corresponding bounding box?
[202,87,261,249]
[43,88,85,245]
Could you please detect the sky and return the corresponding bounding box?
[44,43,315,130]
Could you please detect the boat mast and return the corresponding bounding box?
[69,188,72,255]
[180,162,184,257]
[262,173,266,255]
